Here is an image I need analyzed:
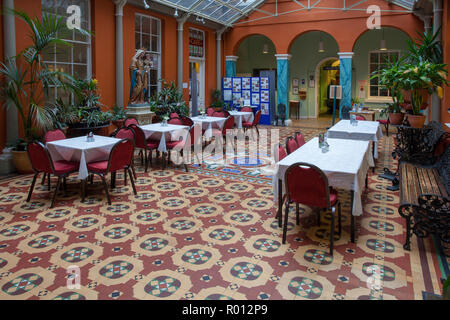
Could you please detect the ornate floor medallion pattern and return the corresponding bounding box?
[0,125,447,299]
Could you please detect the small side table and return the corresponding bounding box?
[289,101,301,120]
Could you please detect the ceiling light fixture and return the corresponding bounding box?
[263,44,268,54]
[143,0,149,9]
[174,8,179,17]
[318,33,325,53]
[196,16,205,24]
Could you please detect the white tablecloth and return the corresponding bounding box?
[191,116,227,139]
[229,111,254,129]
[273,137,373,216]
[327,120,383,158]
[139,123,189,153]
[47,135,121,180]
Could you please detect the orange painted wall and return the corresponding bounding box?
[225,0,422,55]
[443,0,450,127]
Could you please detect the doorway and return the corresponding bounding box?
[315,58,340,119]
[189,60,205,112]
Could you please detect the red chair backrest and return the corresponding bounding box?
[124,117,138,127]
[169,112,179,119]
[206,107,215,116]
[294,132,306,147]
[115,127,135,141]
[168,117,183,125]
[223,116,235,135]
[212,111,226,118]
[273,144,287,162]
[253,110,261,125]
[286,136,298,154]
[128,124,147,149]
[356,116,366,121]
[285,162,330,208]
[108,139,134,173]
[44,129,66,143]
[181,116,194,127]
[27,142,53,174]
[241,107,252,112]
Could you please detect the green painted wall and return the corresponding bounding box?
[235,28,412,119]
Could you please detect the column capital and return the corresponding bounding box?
[216,27,227,40]
[337,52,354,59]
[113,0,127,16]
[275,54,292,60]
[225,55,239,62]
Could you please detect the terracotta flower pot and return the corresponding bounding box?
[12,150,33,174]
[407,114,426,128]
[388,112,404,125]
[112,119,124,129]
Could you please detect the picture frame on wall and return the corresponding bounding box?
[292,78,299,87]
[292,87,299,95]
[223,77,232,89]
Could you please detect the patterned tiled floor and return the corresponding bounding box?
[0,125,448,300]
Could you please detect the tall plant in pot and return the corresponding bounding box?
[0,10,89,173]
[371,56,405,125]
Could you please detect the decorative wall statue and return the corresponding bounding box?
[129,49,149,105]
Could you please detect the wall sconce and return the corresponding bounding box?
[380,28,387,51]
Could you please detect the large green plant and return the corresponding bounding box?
[0,9,89,144]
[150,80,189,117]
[407,29,443,64]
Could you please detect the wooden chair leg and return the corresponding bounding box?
[81,179,86,203]
[329,206,335,256]
[41,172,46,185]
[100,174,111,205]
[317,208,321,226]
[338,202,342,236]
[47,173,51,191]
[124,168,127,186]
[51,176,61,208]
[90,174,94,185]
[27,173,38,202]
[131,164,137,179]
[127,168,137,195]
[144,150,149,172]
[140,150,144,165]
[282,200,290,244]
[296,203,300,225]
[63,177,67,192]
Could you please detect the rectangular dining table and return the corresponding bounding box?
[46,135,121,180]
[327,119,383,160]
[229,110,254,129]
[273,137,374,242]
[139,123,189,153]
[191,116,227,139]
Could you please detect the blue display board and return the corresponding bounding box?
[222,76,271,125]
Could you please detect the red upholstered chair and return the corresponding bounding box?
[180,116,194,127]
[243,110,261,136]
[128,124,158,172]
[285,136,299,155]
[169,112,180,119]
[168,117,183,125]
[273,143,287,162]
[124,117,138,127]
[212,110,230,118]
[282,162,342,255]
[356,115,366,121]
[206,107,215,116]
[27,141,78,208]
[294,132,306,148]
[241,106,252,113]
[112,127,137,182]
[164,125,195,172]
[42,129,67,189]
[378,118,389,136]
[86,139,137,205]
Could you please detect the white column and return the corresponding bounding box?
[114,0,127,107]
[216,28,226,90]
[177,19,184,94]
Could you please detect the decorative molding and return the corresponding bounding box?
[225,55,239,62]
[337,52,354,59]
[275,54,292,60]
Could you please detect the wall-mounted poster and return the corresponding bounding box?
[293,87,299,95]
[251,78,260,91]
[261,77,269,90]
[292,78,299,87]
[233,78,241,92]
[261,90,269,102]
[233,92,242,104]
[223,77,232,89]
[251,92,260,105]
[223,89,232,101]
[242,77,251,90]
[261,103,269,115]
[242,90,251,100]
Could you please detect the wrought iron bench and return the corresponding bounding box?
[398,144,449,255]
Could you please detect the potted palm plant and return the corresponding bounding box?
[111,104,127,129]
[0,9,89,173]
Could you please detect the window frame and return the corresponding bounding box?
[135,13,162,98]
[367,50,400,101]
[188,27,206,61]
[41,0,92,104]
